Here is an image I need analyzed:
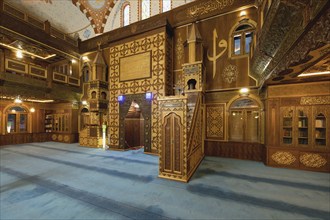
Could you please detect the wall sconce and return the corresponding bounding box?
[239,88,249,96]
[82,100,88,105]
[240,10,247,17]
[145,92,153,100]
[118,95,124,102]
[30,107,35,113]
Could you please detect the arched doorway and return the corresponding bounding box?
[124,101,145,149]
[119,93,152,152]
[228,97,261,142]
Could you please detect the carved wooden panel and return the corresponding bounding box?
[108,32,167,152]
[206,104,225,140]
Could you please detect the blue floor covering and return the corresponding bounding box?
[1,142,329,219]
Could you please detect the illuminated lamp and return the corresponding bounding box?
[146,92,153,100]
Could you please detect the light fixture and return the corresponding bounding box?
[118,95,124,102]
[71,59,77,64]
[298,71,330,77]
[30,107,35,113]
[14,96,22,104]
[82,56,89,61]
[82,100,88,105]
[16,50,23,59]
[239,88,249,96]
[146,92,153,100]
[0,43,56,60]
[240,11,247,17]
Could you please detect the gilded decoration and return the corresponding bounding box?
[223,64,238,84]
[207,29,228,79]
[206,104,224,139]
[109,32,166,150]
[300,153,327,168]
[175,33,184,66]
[186,0,234,18]
[271,151,296,165]
[300,96,330,105]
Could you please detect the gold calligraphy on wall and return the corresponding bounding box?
[186,0,235,18]
[207,29,228,78]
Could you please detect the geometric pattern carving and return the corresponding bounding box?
[271,151,296,165]
[223,64,238,84]
[109,32,166,152]
[206,104,224,139]
[300,153,327,168]
[300,96,330,105]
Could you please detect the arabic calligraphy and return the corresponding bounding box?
[207,28,228,78]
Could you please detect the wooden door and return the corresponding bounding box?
[163,113,183,174]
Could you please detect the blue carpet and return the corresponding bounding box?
[1,142,329,219]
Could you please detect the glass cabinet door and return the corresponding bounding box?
[281,107,294,146]
[297,108,309,146]
[315,113,326,146]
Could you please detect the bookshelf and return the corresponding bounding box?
[297,109,309,146]
[281,107,293,146]
[45,111,53,133]
[315,113,326,146]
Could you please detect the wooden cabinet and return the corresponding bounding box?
[269,104,329,172]
[313,106,329,147]
[279,106,326,148]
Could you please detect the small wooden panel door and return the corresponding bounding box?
[163,113,183,174]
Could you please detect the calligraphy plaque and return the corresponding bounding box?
[119,52,151,81]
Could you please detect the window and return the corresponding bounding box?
[229,98,260,142]
[161,0,171,13]
[122,3,130,27]
[140,0,150,20]
[232,24,254,56]
[6,106,28,133]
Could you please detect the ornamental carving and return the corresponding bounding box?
[223,64,238,84]
[271,151,296,165]
[300,96,330,105]
[206,105,224,139]
[186,0,234,18]
[175,33,184,66]
[300,153,327,168]
[108,32,166,151]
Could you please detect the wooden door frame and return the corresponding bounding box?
[119,93,152,152]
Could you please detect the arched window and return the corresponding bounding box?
[229,98,260,142]
[140,0,150,20]
[232,24,255,56]
[6,106,28,133]
[122,3,130,27]
[161,0,171,13]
